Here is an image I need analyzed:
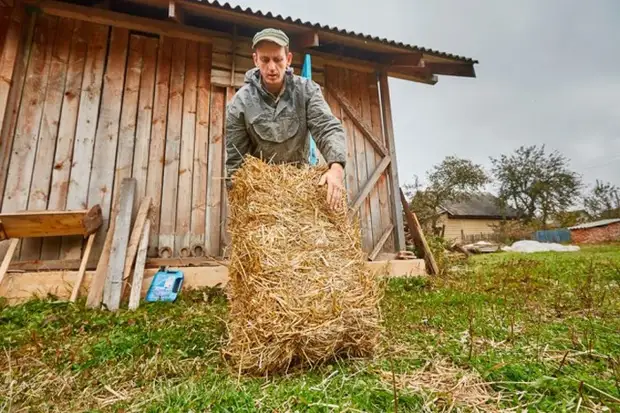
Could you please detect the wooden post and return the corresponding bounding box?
[379,71,405,251]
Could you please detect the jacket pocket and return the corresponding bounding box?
[250,112,300,144]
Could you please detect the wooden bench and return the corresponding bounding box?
[0,205,103,301]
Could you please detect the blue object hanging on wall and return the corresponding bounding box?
[302,54,319,166]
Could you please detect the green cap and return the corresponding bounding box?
[252,28,289,48]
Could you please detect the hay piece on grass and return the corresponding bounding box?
[223,156,383,375]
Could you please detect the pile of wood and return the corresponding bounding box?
[85,178,153,311]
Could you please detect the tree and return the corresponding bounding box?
[403,156,490,230]
[490,145,582,227]
[553,209,589,228]
[583,180,620,219]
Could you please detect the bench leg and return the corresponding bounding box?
[70,233,96,302]
[0,238,19,288]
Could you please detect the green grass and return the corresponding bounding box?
[1,244,619,412]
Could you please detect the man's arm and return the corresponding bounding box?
[305,81,347,209]
[225,100,251,188]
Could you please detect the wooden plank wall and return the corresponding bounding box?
[0,12,231,262]
[324,65,395,254]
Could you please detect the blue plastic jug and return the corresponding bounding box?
[145,268,184,303]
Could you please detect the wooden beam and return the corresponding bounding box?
[23,0,221,44]
[349,156,391,214]
[293,30,319,49]
[388,69,438,86]
[301,49,376,74]
[167,0,185,23]
[8,256,225,272]
[422,61,476,78]
[399,187,438,275]
[379,72,406,251]
[380,52,423,67]
[329,87,388,157]
[0,205,103,240]
[368,224,394,261]
[387,65,437,85]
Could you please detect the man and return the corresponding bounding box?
[225,28,347,210]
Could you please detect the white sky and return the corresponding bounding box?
[225,0,620,193]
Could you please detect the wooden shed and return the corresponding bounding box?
[0,0,477,269]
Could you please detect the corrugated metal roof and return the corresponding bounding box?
[193,0,478,64]
[568,218,620,230]
[439,193,519,218]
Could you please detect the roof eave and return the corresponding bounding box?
[190,0,478,62]
[182,0,478,82]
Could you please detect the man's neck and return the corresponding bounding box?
[261,77,285,98]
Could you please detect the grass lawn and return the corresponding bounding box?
[1,244,619,412]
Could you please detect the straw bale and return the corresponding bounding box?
[223,156,383,375]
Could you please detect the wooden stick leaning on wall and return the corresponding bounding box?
[128,219,150,310]
[69,232,95,302]
[86,200,121,308]
[120,195,152,298]
[103,178,136,312]
[399,187,439,275]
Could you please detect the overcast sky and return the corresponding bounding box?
[227,0,619,193]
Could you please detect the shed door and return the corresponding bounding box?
[323,66,395,256]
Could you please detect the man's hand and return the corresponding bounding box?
[318,163,345,210]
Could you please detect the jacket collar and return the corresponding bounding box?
[245,68,294,105]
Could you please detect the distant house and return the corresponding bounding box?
[437,193,519,243]
[569,218,620,244]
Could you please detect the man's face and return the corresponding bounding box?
[253,41,293,90]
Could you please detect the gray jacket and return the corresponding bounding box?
[225,68,347,184]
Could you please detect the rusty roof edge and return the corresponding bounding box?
[193,0,479,64]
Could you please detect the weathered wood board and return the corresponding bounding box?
[61,22,109,259]
[146,36,172,257]
[42,20,89,260]
[205,86,225,257]
[22,17,74,260]
[190,42,212,257]
[176,40,198,257]
[0,205,102,240]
